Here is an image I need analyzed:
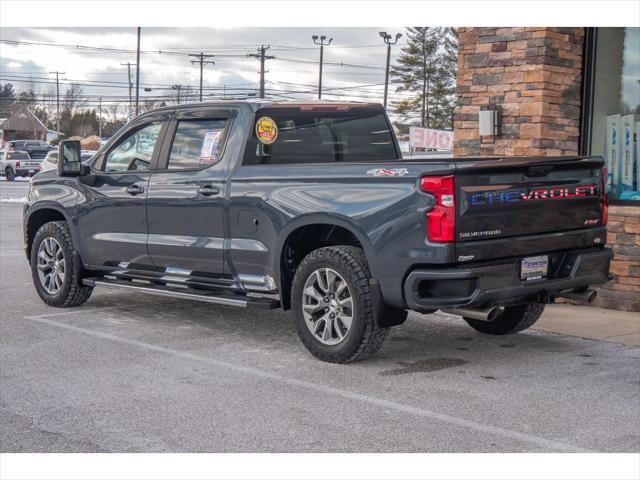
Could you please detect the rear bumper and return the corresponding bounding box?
[403,247,613,310]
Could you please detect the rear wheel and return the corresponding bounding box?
[30,221,93,307]
[291,246,389,363]
[463,303,545,335]
[5,167,15,181]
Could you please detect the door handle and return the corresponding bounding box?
[126,184,145,195]
[197,185,220,196]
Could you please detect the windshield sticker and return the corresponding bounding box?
[255,116,278,145]
[200,130,223,163]
[366,168,409,177]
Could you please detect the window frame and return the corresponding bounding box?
[93,115,171,174]
[242,106,402,167]
[153,110,235,173]
[580,27,639,206]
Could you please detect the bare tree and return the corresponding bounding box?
[63,83,85,115]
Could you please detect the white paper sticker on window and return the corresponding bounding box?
[200,130,223,163]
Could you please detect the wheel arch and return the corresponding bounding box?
[25,204,76,263]
[274,214,375,310]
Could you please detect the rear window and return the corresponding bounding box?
[7,151,30,160]
[242,106,398,165]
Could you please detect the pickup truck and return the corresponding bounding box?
[23,100,612,363]
[2,149,42,180]
[7,139,53,160]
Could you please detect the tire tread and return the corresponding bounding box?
[31,221,93,307]
[292,245,388,363]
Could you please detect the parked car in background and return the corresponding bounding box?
[7,140,53,160]
[40,150,97,172]
[1,149,42,180]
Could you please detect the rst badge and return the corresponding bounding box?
[366,168,409,177]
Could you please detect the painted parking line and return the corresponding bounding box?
[24,307,593,453]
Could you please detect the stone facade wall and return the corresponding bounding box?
[455,27,639,312]
[600,206,640,312]
[455,27,584,157]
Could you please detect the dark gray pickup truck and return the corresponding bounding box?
[24,100,612,363]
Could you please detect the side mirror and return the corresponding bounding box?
[58,140,83,177]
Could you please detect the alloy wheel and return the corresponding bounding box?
[36,237,65,294]
[301,268,354,345]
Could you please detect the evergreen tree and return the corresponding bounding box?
[390,27,458,130]
[0,83,16,114]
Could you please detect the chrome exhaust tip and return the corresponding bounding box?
[441,306,501,322]
[556,289,597,303]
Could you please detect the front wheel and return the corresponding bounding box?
[291,246,389,363]
[30,221,93,307]
[463,303,545,335]
[5,167,15,181]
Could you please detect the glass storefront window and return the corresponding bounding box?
[589,27,640,204]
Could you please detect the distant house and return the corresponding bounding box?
[0,106,48,144]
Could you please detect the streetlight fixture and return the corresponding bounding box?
[312,35,333,99]
[379,31,403,109]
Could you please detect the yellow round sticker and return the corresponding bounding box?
[255,116,278,145]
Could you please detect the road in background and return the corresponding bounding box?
[1,202,639,453]
[0,179,29,201]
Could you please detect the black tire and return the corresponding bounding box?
[463,303,545,335]
[291,245,389,363]
[30,221,93,307]
[5,167,15,181]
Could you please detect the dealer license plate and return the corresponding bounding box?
[520,255,548,281]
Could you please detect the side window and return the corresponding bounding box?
[167,119,228,170]
[242,108,398,165]
[103,123,163,173]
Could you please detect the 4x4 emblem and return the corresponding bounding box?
[366,168,409,177]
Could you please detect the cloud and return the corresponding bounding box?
[1,27,414,107]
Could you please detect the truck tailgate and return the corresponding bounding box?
[454,157,606,260]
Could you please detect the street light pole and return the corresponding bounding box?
[312,35,332,99]
[379,31,403,109]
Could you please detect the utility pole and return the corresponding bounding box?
[379,31,403,109]
[171,85,183,104]
[49,71,65,133]
[135,27,141,116]
[98,97,102,138]
[312,35,332,99]
[121,61,135,119]
[247,45,274,99]
[189,52,215,102]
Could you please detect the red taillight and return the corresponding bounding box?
[601,166,608,226]
[420,175,455,242]
[15,161,20,168]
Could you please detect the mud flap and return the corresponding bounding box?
[370,278,408,328]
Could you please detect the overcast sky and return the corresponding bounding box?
[0,27,415,111]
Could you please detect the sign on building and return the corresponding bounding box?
[409,127,454,151]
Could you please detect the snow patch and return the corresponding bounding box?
[0,176,31,182]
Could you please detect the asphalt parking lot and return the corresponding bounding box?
[1,181,639,453]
